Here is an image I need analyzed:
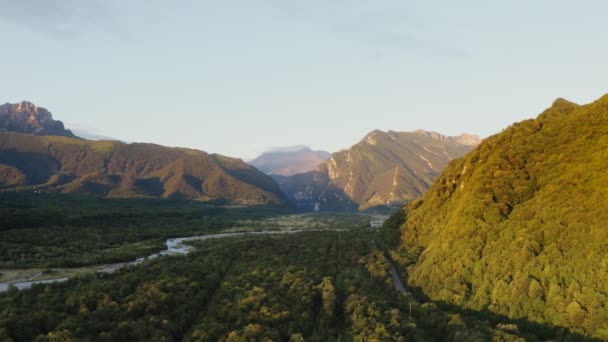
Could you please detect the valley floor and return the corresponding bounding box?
[0,194,600,341]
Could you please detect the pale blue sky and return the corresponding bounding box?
[1,0,607,159]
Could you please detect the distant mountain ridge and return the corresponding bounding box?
[0,132,287,205]
[275,129,480,211]
[249,147,331,176]
[0,101,77,138]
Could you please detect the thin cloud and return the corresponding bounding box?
[333,24,469,59]
[0,0,122,40]
[265,0,468,59]
[67,122,122,141]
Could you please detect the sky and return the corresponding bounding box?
[1,0,607,159]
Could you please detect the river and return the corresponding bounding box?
[0,229,344,293]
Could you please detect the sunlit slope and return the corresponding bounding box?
[277,130,479,211]
[0,132,287,205]
[398,95,608,338]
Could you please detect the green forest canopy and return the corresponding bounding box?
[397,94,608,339]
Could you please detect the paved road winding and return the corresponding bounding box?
[372,240,408,295]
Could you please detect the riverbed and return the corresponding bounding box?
[0,229,346,293]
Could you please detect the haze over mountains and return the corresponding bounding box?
[275,130,480,211]
[395,95,608,339]
[249,147,331,176]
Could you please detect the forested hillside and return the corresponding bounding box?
[0,229,564,341]
[397,95,608,339]
[0,132,286,205]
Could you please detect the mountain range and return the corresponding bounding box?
[275,129,480,211]
[394,95,608,339]
[0,101,482,211]
[249,147,330,176]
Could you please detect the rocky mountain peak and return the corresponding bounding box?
[454,133,482,146]
[413,129,448,140]
[276,129,480,211]
[363,129,384,145]
[413,129,480,146]
[15,101,35,112]
[0,101,76,138]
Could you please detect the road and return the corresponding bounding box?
[388,258,407,294]
[371,240,419,320]
[372,240,408,295]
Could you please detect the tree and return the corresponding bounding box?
[317,277,336,315]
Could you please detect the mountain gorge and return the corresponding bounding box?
[0,101,76,138]
[395,95,608,339]
[275,130,480,211]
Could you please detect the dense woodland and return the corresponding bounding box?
[0,193,284,268]
[1,210,596,341]
[397,96,608,339]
